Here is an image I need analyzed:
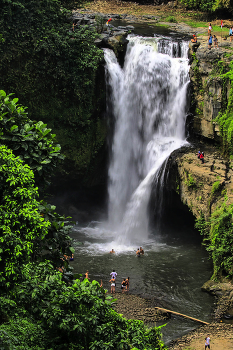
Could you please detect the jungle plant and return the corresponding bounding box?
[185,173,197,189]
[0,90,64,188]
[211,180,221,196]
[95,14,106,33]
[0,0,104,181]
[0,145,50,287]
[0,261,167,350]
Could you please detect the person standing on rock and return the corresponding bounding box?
[208,23,212,35]
[213,35,219,48]
[205,335,210,349]
[208,34,213,49]
[109,276,116,294]
[200,152,204,164]
[121,278,126,293]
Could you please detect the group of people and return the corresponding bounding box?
[207,24,219,49]
[109,270,130,294]
[197,151,205,164]
[136,247,144,257]
[85,246,145,293]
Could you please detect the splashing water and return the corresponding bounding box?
[105,35,190,245]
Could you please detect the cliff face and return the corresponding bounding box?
[168,146,233,220]
[189,38,233,140]
[168,36,233,222]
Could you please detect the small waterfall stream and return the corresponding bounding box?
[105,36,190,244]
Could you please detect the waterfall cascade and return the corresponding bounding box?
[105,35,190,245]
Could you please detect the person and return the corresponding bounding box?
[69,254,74,261]
[208,23,212,35]
[125,277,130,291]
[121,278,126,293]
[140,247,144,255]
[84,270,90,280]
[109,276,116,293]
[213,35,218,48]
[72,22,77,32]
[100,279,103,287]
[191,34,197,43]
[229,26,233,42]
[109,248,115,254]
[208,34,212,49]
[200,152,204,164]
[197,151,201,159]
[136,248,140,257]
[110,269,117,279]
[205,335,210,349]
[106,18,112,27]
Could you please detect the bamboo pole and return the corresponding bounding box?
[154,307,209,325]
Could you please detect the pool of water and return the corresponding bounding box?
[70,219,213,345]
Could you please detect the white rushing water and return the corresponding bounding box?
[105,35,190,245]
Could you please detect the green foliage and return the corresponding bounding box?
[209,201,233,279]
[185,173,197,189]
[0,145,50,287]
[0,318,49,350]
[211,180,221,195]
[95,15,106,34]
[166,16,177,23]
[216,62,233,156]
[0,261,167,350]
[0,145,74,287]
[0,0,105,181]
[179,0,233,11]
[37,201,74,268]
[0,90,64,187]
[195,201,233,279]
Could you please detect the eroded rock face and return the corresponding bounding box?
[167,146,233,221]
[189,41,233,140]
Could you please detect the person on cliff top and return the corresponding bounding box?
[106,18,112,27]
[204,335,210,349]
[229,26,233,42]
[191,34,197,43]
[213,35,219,48]
[208,23,212,35]
[208,34,213,49]
[200,152,204,164]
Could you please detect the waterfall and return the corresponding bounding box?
[104,35,190,245]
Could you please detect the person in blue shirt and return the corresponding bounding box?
[208,34,212,49]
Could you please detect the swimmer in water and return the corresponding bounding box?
[109,249,115,254]
[136,248,140,257]
[140,247,144,255]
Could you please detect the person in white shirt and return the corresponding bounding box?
[205,335,210,349]
[110,269,117,279]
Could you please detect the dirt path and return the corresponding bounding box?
[169,323,233,349]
